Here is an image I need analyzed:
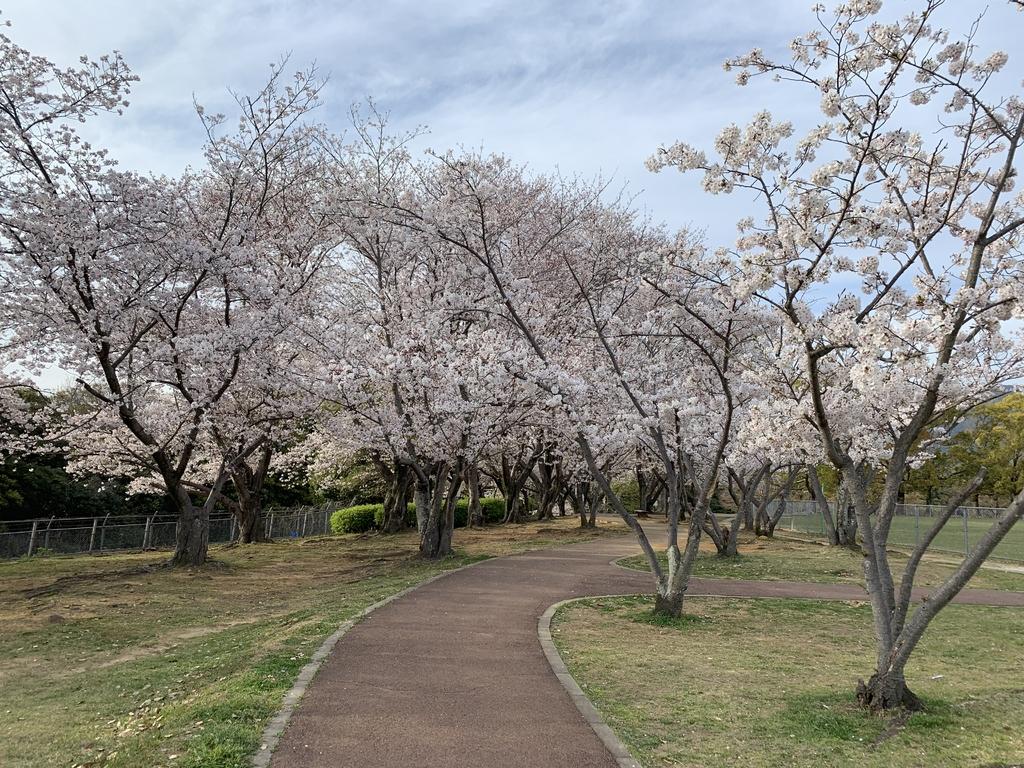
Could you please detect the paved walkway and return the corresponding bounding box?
[269,531,1024,768]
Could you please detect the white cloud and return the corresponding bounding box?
[4,0,1019,234]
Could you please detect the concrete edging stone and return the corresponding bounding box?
[537,596,644,768]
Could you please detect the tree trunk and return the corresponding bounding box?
[420,505,442,559]
[702,507,727,554]
[466,465,484,527]
[414,475,431,537]
[636,466,650,518]
[651,501,707,619]
[653,590,684,616]
[808,465,840,545]
[503,489,523,524]
[761,499,782,537]
[760,468,798,538]
[490,449,543,524]
[171,496,209,567]
[843,464,1023,712]
[574,482,596,528]
[534,454,559,521]
[856,668,921,713]
[420,462,461,559]
[168,457,233,566]
[722,494,747,556]
[234,498,264,544]
[229,474,265,544]
[836,501,858,546]
[229,447,272,544]
[382,462,412,533]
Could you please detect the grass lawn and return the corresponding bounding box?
[553,596,1024,768]
[0,517,617,768]
[779,512,1024,562]
[618,535,1024,592]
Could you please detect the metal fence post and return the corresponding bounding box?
[915,506,920,548]
[42,515,55,551]
[98,512,111,552]
[88,517,99,553]
[26,520,39,557]
[142,516,152,550]
[963,508,970,555]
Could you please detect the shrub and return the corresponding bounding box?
[330,504,380,534]
[481,496,506,523]
[341,495,508,534]
[710,493,727,516]
[453,496,506,526]
[612,478,640,513]
[453,500,469,527]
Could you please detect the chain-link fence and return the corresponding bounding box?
[0,502,337,559]
[772,500,1024,563]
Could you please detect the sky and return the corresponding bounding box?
[3,0,1014,239]
[2,0,1021,389]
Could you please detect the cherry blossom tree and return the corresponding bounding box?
[61,352,321,545]
[650,0,1024,709]
[321,249,544,557]
[481,432,547,524]
[314,112,565,557]
[717,461,798,553]
[398,151,759,614]
[0,27,333,565]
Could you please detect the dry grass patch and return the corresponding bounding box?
[0,516,617,768]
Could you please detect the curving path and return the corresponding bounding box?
[267,530,1024,768]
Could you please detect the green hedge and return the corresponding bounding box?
[458,496,506,525]
[333,496,507,535]
[330,504,379,534]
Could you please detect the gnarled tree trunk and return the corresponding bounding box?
[465,464,484,527]
[809,466,859,547]
[169,480,213,567]
[856,669,922,713]
[489,446,543,524]
[754,467,799,538]
[229,444,273,544]
[419,460,462,559]
[533,451,560,521]
[413,473,431,537]
[567,481,597,528]
[702,507,728,555]
[171,502,209,566]
[382,460,412,533]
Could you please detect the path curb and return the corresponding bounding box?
[252,558,486,768]
[538,597,643,768]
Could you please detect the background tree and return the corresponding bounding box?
[905,392,1024,505]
